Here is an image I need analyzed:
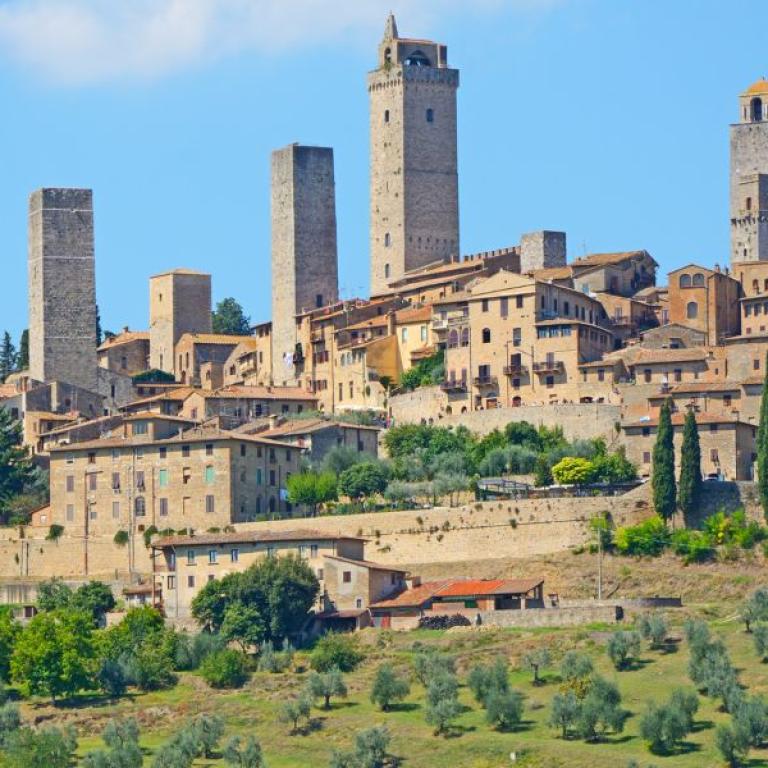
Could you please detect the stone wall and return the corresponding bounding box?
[390,392,621,444]
[479,604,619,628]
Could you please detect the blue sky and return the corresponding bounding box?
[0,0,766,342]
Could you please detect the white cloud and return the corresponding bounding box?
[0,0,559,85]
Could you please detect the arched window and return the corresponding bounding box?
[384,232,391,247]
[448,329,458,349]
[134,497,146,517]
[460,327,470,347]
[482,328,491,344]
[426,108,434,123]
[679,274,691,288]
[512,396,522,407]
[687,301,698,319]
[692,273,705,287]
[384,47,392,64]
[404,50,430,67]
[752,97,764,122]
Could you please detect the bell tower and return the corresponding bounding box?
[731,78,768,265]
[368,14,460,295]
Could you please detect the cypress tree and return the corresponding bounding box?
[17,330,28,371]
[678,408,702,523]
[0,333,16,383]
[757,353,768,519]
[652,398,676,522]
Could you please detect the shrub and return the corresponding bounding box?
[306,668,347,709]
[121,642,177,691]
[468,657,508,705]
[715,723,749,767]
[485,688,524,731]
[670,529,715,563]
[370,663,410,711]
[742,586,768,632]
[549,691,580,739]
[199,649,249,689]
[353,725,391,768]
[636,613,668,649]
[279,694,312,734]
[607,630,641,670]
[0,702,20,747]
[338,462,389,499]
[425,672,461,736]
[113,530,129,547]
[576,676,625,742]
[413,648,455,686]
[174,631,226,671]
[189,713,225,759]
[311,633,364,673]
[223,735,265,768]
[523,648,551,685]
[551,457,596,485]
[639,690,697,754]
[754,624,768,661]
[614,515,670,557]
[46,524,64,542]
[560,651,593,685]
[734,696,768,748]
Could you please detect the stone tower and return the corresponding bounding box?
[520,231,567,274]
[149,269,212,376]
[270,143,338,385]
[731,78,768,265]
[28,188,98,393]
[368,14,460,296]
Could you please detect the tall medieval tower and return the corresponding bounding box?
[368,14,460,296]
[270,143,338,386]
[731,78,768,265]
[28,188,98,393]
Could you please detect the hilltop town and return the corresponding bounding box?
[2,13,768,767]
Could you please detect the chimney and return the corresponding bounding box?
[387,310,396,335]
[123,325,130,333]
[268,414,279,429]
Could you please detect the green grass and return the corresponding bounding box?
[18,614,768,768]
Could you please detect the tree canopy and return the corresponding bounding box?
[212,298,252,335]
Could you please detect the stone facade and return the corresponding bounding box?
[369,15,459,295]
[520,231,566,274]
[271,144,339,386]
[149,270,212,375]
[731,80,768,265]
[97,330,149,376]
[28,188,98,393]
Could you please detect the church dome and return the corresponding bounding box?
[744,78,768,96]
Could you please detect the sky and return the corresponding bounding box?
[0,0,767,342]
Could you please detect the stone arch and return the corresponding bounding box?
[679,273,691,288]
[692,273,705,287]
[404,50,431,67]
[751,97,764,122]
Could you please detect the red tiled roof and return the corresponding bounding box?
[623,412,750,428]
[153,529,367,548]
[570,250,652,268]
[204,386,317,402]
[325,555,408,573]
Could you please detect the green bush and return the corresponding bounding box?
[614,515,670,556]
[199,649,249,689]
[670,529,715,563]
[310,633,364,673]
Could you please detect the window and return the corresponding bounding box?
[482,328,491,344]
[461,327,470,347]
[751,96,763,122]
[755,359,761,371]
[159,447,167,459]
[512,328,521,347]
[679,274,691,288]
[182,467,191,484]
[343,571,352,583]
[644,369,652,383]
[159,498,168,517]
[384,263,390,279]
[426,108,434,122]
[205,466,215,484]
[187,575,196,588]
[205,495,215,514]
[481,299,489,313]
[401,327,408,342]
[420,325,427,342]
[66,474,74,493]
[208,549,217,564]
[317,568,324,580]
[133,421,148,435]
[384,232,391,248]
[692,273,705,287]
[709,423,718,432]
[112,501,120,519]
[182,445,190,457]
[88,452,96,465]
[167,575,176,590]
[545,375,554,389]
[159,468,168,487]
[642,427,651,437]
[674,369,682,382]
[205,443,213,457]
[711,448,719,462]
[643,451,651,463]
[500,297,508,317]
[310,544,318,558]
[88,504,97,520]
[134,497,146,517]
[256,469,263,485]
[187,550,196,565]
[597,369,605,382]
[88,473,97,491]
[269,470,276,486]
[384,109,390,123]
[356,598,363,609]
[563,301,570,316]
[135,470,145,490]
[66,504,74,522]
[515,295,523,309]
[338,382,343,402]
[686,301,698,319]
[286,449,292,461]
[231,549,239,563]
[724,395,732,407]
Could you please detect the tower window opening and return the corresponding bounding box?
[686,301,698,320]
[426,108,434,123]
[751,97,763,122]
[315,294,323,308]
[384,47,392,64]
[747,197,753,211]
[384,109,390,123]
[384,233,391,247]
[404,50,431,67]
[384,263,390,279]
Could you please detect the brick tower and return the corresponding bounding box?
[149,269,212,376]
[731,78,768,265]
[28,188,98,392]
[368,14,460,296]
[270,143,338,385]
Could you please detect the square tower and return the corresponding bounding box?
[149,269,212,375]
[730,79,768,265]
[28,188,98,393]
[270,143,338,385]
[368,14,460,296]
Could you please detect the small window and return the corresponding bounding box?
[159,447,167,459]
[315,294,323,308]
[384,232,391,247]
[310,544,318,558]
[182,445,190,458]
[134,496,146,517]
[686,302,698,320]
[66,504,74,522]
[426,108,434,123]
[356,598,363,609]
[481,299,489,313]
[88,452,96,465]
[384,109,390,123]
[112,501,120,519]
[679,274,691,288]
[401,327,408,342]
[88,473,97,491]
[66,475,75,493]
[187,550,196,565]
[642,427,650,437]
[755,359,761,371]
[208,549,217,564]
[231,549,239,563]
[343,571,352,583]
[187,575,195,588]
[482,328,491,344]
[167,575,175,590]
[384,263,390,279]
[711,448,719,462]
[710,423,718,432]
[205,466,215,484]
[515,295,523,309]
[205,495,215,514]
[642,451,651,463]
[159,498,168,517]
[205,443,213,456]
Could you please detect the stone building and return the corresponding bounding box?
[149,269,212,375]
[369,14,460,295]
[731,79,768,265]
[519,231,566,274]
[28,188,98,394]
[271,144,339,386]
[48,426,302,537]
[97,329,150,376]
[173,333,253,387]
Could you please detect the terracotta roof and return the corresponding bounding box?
[623,412,751,428]
[628,348,709,365]
[153,529,366,548]
[98,330,149,351]
[531,266,573,281]
[743,375,765,386]
[342,316,389,332]
[259,418,380,438]
[577,359,623,369]
[178,333,254,346]
[0,384,18,399]
[324,555,408,573]
[410,345,437,361]
[370,577,543,609]
[387,252,516,287]
[396,306,433,324]
[39,414,124,438]
[204,386,317,402]
[123,584,154,595]
[744,78,768,96]
[123,387,198,408]
[656,381,741,395]
[570,250,652,268]
[122,411,198,423]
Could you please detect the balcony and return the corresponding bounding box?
[503,364,528,377]
[533,360,565,375]
[432,317,448,331]
[473,375,498,388]
[447,314,470,326]
[440,379,468,393]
